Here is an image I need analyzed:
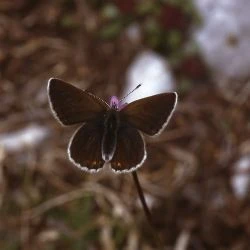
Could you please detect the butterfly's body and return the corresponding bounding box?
[102,108,120,162]
[48,78,177,173]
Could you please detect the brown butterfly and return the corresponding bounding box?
[47,78,177,173]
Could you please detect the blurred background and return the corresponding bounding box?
[0,0,250,249]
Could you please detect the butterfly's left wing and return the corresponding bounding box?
[68,120,105,172]
[120,93,177,136]
[48,78,109,126]
[110,125,146,173]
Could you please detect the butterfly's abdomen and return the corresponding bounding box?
[102,110,119,162]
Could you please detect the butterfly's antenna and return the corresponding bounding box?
[119,84,142,103]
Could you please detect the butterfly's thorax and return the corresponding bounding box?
[102,108,120,162]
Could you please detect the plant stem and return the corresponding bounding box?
[132,171,154,227]
[132,171,163,249]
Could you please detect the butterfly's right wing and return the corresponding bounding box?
[110,124,146,173]
[120,93,177,136]
[48,78,109,125]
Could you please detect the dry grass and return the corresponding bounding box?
[0,1,250,249]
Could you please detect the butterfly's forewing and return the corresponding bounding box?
[110,125,146,173]
[48,78,109,126]
[68,120,105,172]
[120,93,177,136]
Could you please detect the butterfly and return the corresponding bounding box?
[47,78,178,173]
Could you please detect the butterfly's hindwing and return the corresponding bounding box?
[110,124,146,173]
[68,120,105,172]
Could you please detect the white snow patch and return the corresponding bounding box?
[194,0,250,78]
[231,155,250,199]
[124,50,175,103]
[0,124,49,152]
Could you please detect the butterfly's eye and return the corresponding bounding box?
[111,101,119,110]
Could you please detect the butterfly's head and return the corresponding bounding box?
[110,96,120,110]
